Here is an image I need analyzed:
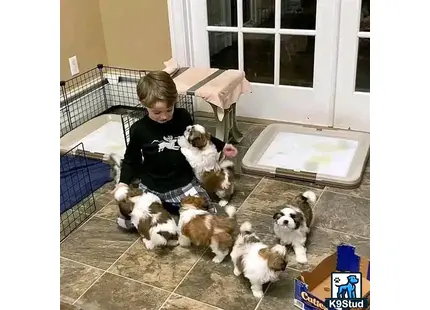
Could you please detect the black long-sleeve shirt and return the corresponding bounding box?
[119,108,225,192]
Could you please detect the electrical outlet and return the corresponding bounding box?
[69,55,80,76]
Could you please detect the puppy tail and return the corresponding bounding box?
[301,190,317,206]
[108,152,122,167]
[108,153,122,183]
[225,205,237,219]
[239,221,253,235]
[220,159,234,170]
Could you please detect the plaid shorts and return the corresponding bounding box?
[138,177,219,213]
[116,178,219,230]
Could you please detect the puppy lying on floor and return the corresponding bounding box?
[178,195,237,263]
[230,221,288,298]
[114,186,179,250]
[177,124,235,207]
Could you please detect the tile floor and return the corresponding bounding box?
[60,118,370,310]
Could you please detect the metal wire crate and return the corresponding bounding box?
[60,65,195,139]
[59,65,195,240]
[60,143,97,241]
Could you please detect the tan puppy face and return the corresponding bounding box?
[258,245,288,272]
[184,124,211,149]
[180,195,208,211]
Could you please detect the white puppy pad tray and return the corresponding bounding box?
[60,114,126,160]
[242,124,370,188]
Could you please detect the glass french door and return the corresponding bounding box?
[188,0,341,127]
[334,0,370,132]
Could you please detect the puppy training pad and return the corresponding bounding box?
[242,123,369,188]
[60,114,126,160]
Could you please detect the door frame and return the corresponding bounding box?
[166,0,369,132]
[334,0,370,132]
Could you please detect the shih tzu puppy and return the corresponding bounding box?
[178,195,237,263]
[273,190,316,264]
[177,124,235,207]
[114,186,179,250]
[230,221,288,298]
[108,153,122,184]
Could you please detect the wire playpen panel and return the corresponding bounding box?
[59,65,195,239]
[60,143,97,241]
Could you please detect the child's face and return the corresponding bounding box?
[147,101,174,123]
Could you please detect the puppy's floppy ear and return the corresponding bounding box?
[191,136,202,148]
[291,212,304,229]
[259,248,288,272]
[273,212,283,220]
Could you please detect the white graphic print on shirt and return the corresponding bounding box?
[151,135,181,152]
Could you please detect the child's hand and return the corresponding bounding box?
[223,144,238,158]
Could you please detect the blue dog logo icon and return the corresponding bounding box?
[335,274,359,299]
[325,272,368,309]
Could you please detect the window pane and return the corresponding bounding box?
[208,32,239,69]
[360,0,370,32]
[355,38,370,92]
[244,33,275,84]
[281,0,316,30]
[280,35,314,87]
[243,0,275,28]
[207,0,237,27]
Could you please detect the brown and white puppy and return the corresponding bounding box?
[273,190,316,264]
[230,221,288,298]
[114,186,179,250]
[178,195,237,263]
[177,124,235,207]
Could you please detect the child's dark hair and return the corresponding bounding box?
[136,71,178,108]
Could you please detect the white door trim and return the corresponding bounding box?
[167,0,192,67]
[334,0,370,132]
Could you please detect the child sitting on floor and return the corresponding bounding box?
[111,70,238,229]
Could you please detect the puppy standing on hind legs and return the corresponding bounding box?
[230,222,288,298]
[273,190,316,264]
[177,124,236,208]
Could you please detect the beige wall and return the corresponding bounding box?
[61,0,172,81]
[60,0,107,81]
[99,0,172,70]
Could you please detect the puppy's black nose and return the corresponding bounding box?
[283,220,289,225]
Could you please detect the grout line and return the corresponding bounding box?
[157,247,209,310]
[170,293,224,310]
[72,237,140,306]
[60,256,106,273]
[253,281,273,310]
[238,208,273,217]
[323,188,370,200]
[312,187,326,210]
[60,198,115,245]
[313,225,370,240]
[93,214,117,223]
[236,177,265,213]
[105,270,172,294]
[60,255,175,295]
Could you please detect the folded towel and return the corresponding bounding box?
[163,58,180,76]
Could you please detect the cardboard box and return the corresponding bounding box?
[293,243,370,310]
